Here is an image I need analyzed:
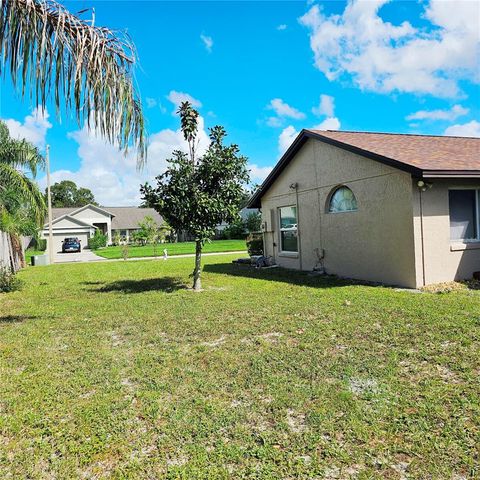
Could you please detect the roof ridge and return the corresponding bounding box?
[314,129,480,140]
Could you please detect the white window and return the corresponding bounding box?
[328,186,358,213]
[449,189,480,242]
[279,206,298,252]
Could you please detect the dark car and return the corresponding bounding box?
[62,237,81,253]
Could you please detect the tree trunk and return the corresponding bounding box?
[192,239,202,291]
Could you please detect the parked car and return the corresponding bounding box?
[62,237,81,253]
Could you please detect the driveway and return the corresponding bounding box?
[54,249,105,264]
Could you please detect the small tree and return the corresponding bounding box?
[223,217,246,239]
[141,102,249,291]
[245,211,262,233]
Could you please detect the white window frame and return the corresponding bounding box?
[327,186,358,214]
[448,187,480,243]
[278,205,298,254]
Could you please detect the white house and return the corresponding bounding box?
[41,204,163,252]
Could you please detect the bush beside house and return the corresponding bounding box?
[87,230,107,250]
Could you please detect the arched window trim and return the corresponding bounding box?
[326,185,358,213]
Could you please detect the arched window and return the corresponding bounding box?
[328,186,358,213]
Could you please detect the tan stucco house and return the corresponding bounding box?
[41,204,163,252]
[248,130,480,288]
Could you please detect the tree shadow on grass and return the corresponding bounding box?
[83,277,187,294]
[0,315,37,324]
[203,262,381,290]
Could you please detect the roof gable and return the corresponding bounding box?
[68,204,114,219]
[44,214,96,229]
[248,130,480,208]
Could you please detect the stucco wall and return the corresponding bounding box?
[412,179,480,285]
[260,139,418,287]
[71,206,112,244]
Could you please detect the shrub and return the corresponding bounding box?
[245,211,262,233]
[246,233,263,256]
[36,238,47,251]
[112,231,122,246]
[87,230,108,249]
[0,264,23,293]
[223,217,246,239]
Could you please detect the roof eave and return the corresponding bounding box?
[247,129,426,208]
[247,130,311,208]
[422,170,480,178]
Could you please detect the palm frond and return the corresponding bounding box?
[0,163,46,224]
[0,0,146,164]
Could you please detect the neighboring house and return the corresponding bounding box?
[215,207,260,234]
[248,130,480,288]
[41,204,163,252]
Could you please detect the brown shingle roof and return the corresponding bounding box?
[247,130,480,208]
[308,130,480,171]
[51,207,77,220]
[107,207,163,230]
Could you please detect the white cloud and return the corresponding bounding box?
[145,97,157,109]
[278,125,299,154]
[277,24,287,31]
[248,163,273,183]
[166,91,202,113]
[200,33,213,53]
[4,107,52,149]
[444,120,480,137]
[268,98,305,120]
[312,94,335,117]
[266,116,284,128]
[299,0,480,97]
[145,98,167,114]
[312,117,341,131]
[406,104,469,121]
[39,116,211,206]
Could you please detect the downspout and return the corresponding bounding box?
[291,183,303,271]
[419,187,426,287]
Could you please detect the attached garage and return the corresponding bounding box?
[41,215,96,253]
[50,232,90,253]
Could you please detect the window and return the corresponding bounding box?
[328,186,358,213]
[279,206,298,252]
[449,189,479,242]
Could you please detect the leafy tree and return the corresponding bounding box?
[245,211,262,233]
[141,102,249,290]
[223,217,246,239]
[0,0,145,160]
[48,180,97,208]
[137,215,160,245]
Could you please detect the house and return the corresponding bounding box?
[41,204,163,252]
[248,130,480,288]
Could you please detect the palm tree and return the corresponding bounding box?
[0,0,146,161]
[0,121,46,270]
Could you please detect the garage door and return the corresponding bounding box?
[50,232,89,253]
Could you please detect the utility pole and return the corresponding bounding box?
[46,145,54,264]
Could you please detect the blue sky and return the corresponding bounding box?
[1,0,479,205]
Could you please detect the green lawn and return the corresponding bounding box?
[24,249,45,264]
[94,239,247,259]
[1,256,479,478]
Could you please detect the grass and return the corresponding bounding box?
[93,239,247,259]
[1,256,479,479]
[24,249,45,264]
